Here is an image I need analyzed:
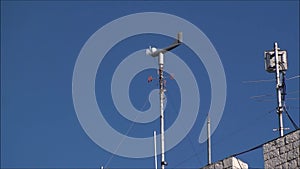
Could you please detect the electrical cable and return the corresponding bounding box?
[171,140,265,169]
[165,90,203,168]
[281,73,299,130]
[283,106,299,130]
[104,97,150,168]
[254,97,300,102]
[250,90,299,100]
[242,74,299,83]
[170,107,274,168]
[171,66,299,169]
[170,85,299,168]
[104,73,298,168]
[282,71,286,101]
[286,74,300,80]
[230,143,264,158]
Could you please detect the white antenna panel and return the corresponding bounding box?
[264,50,288,73]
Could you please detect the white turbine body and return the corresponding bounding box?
[151,47,157,53]
[146,47,160,57]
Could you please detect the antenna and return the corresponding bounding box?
[264,42,288,137]
[146,32,183,169]
[154,131,158,169]
[207,116,212,165]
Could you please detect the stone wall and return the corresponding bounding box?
[263,129,300,169]
[201,157,248,169]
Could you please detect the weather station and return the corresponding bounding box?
[146,32,183,169]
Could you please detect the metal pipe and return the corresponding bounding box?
[207,116,211,165]
[154,131,158,169]
[159,52,166,169]
[274,42,284,137]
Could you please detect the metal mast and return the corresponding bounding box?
[264,42,288,137]
[146,32,182,169]
[274,42,284,137]
[158,52,166,169]
[207,116,211,165]
[154,131,158,169]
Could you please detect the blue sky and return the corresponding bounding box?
[1,1,299,168]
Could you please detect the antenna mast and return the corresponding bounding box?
[207,116,211,165]
[159,52,167,169]
[264,42,288,137]
[146,32,183,169]
[154,131,158,169]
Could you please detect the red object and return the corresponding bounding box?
[148,76,153,83]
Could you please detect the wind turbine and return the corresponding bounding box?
[146,32,183,169]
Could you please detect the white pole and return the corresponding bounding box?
[158,52,166,169]
[274,42,284,137]
[207,116,211,165]
[146,33,182,169]
[154,131,158,169]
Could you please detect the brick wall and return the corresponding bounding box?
[263,129,300,168]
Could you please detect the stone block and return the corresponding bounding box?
[264,152,270,161]
[265,159,274,168]
[279,146,286,154]
[288,159,298,169]
[223,158,232,168]
[269,149,280,159]
[208,165,214,169]
[292,140,299,149]
[263,144,269,153]
[275,138,286,148]
[236,159,248,169]
[287,143,293,151]
[200,157,249,169]
[280,143,292,154]
[202,164,214,169]
[287,147,299,161]
[264,162,271,169]
[278,153,287,165]
[281,162,289,169]
[214,161,223,169]
[269,140,276,146]
[285,131,300,144]
[269,157,280,167]
[264,142,276,152]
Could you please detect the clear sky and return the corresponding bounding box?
[1,1,299,169]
